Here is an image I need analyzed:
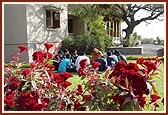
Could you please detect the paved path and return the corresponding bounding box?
[138,44,162,56]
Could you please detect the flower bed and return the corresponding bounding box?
[4,43,164,111]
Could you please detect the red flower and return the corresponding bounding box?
[99,83,103,88]
[22,69,31,78]
[74,99,81,110]
[125,62,139,71]
[16,91,46,111]
[30,63,36,70]
[59,72,73,81]
[150,94,161,103]
[155,56,162,68]
[90,84,95,89]
[42,52,53,59]
[77,84,83,93]
[114,61,126,70]
[62,81,72,89]
[153,103,159,107]
[111,94,120,103]
[78,68,85,77]
[18,45,28,53]
[139,96,146,108]
[44,43,53,52]
[54,72,73,85]
[82,94,92,101]
[43,98,50,104]
[153,103,159,111]
[74,99,86,111]
[9,77,20,91]
[92,62,101,69]
[143,61,157,74]
[136,57,145,65]
[32,51,44,62]
[4,93,15,107]
[80,59,87,69]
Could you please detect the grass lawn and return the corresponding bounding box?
[67,60,165,111]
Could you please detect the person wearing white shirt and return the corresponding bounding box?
[75,52,90,72]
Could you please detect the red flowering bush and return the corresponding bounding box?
[4,43,164,111]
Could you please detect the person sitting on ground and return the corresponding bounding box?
[106,50,118,67]
[113,49,127,63]
[71,49,78,65]
[58,54,72,73]
[94,56,108,72]
[75,52,90,72]
[53,50,63,71]
[62,49,69,59]
[91,48,103,62]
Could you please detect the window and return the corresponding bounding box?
[68,19,73,33]
[46,9,60,29]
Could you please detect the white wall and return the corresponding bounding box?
[26,4,68,62]
[4,4,68,63]
[4,4,28,62]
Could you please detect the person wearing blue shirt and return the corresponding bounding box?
[106,50,118,67]
[58,54,71,73]
[113,49,127,64]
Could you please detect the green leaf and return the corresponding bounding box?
[125,77,129,88]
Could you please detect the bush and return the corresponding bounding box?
[61,34,101,55]
[126,55,164,60]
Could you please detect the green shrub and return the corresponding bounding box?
[61,34,101,55]
[126,55,164,61]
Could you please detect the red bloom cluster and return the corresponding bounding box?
[74,99,86,111]
[150,94,161,103]
[8,77,20,91]
[32,51,53,62]
[22,69,31,78]
[16,92,47,111]
[77,84,83,93]
[4,93,15,108]
[80,59,87,69]
[18,45,28,53]
[44,43,54,52]
[54,72,73,89]
[137,57,162,75]
[91,62,101,69]
[109,60,149,107]
[78,68,85,77]
[78,59,88,77]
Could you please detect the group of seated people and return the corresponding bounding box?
[53,48,127,73]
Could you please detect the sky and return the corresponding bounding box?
[121,5,165,40]
[121,19,165,40]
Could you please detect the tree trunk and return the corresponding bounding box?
[122,25,135,47]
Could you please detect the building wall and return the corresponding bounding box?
[4,4,28,62]
[4,4,68,63]
[26,4,68,62]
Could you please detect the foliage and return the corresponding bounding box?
[154,36,164,45]
[122,33,142,47]
[101,4,164,40]
[141,38,155,44]
[126,56,164,61]
[61,34,98,55]
[4,43,164,111]
[61,31,112,55]
[69,4,164,47]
